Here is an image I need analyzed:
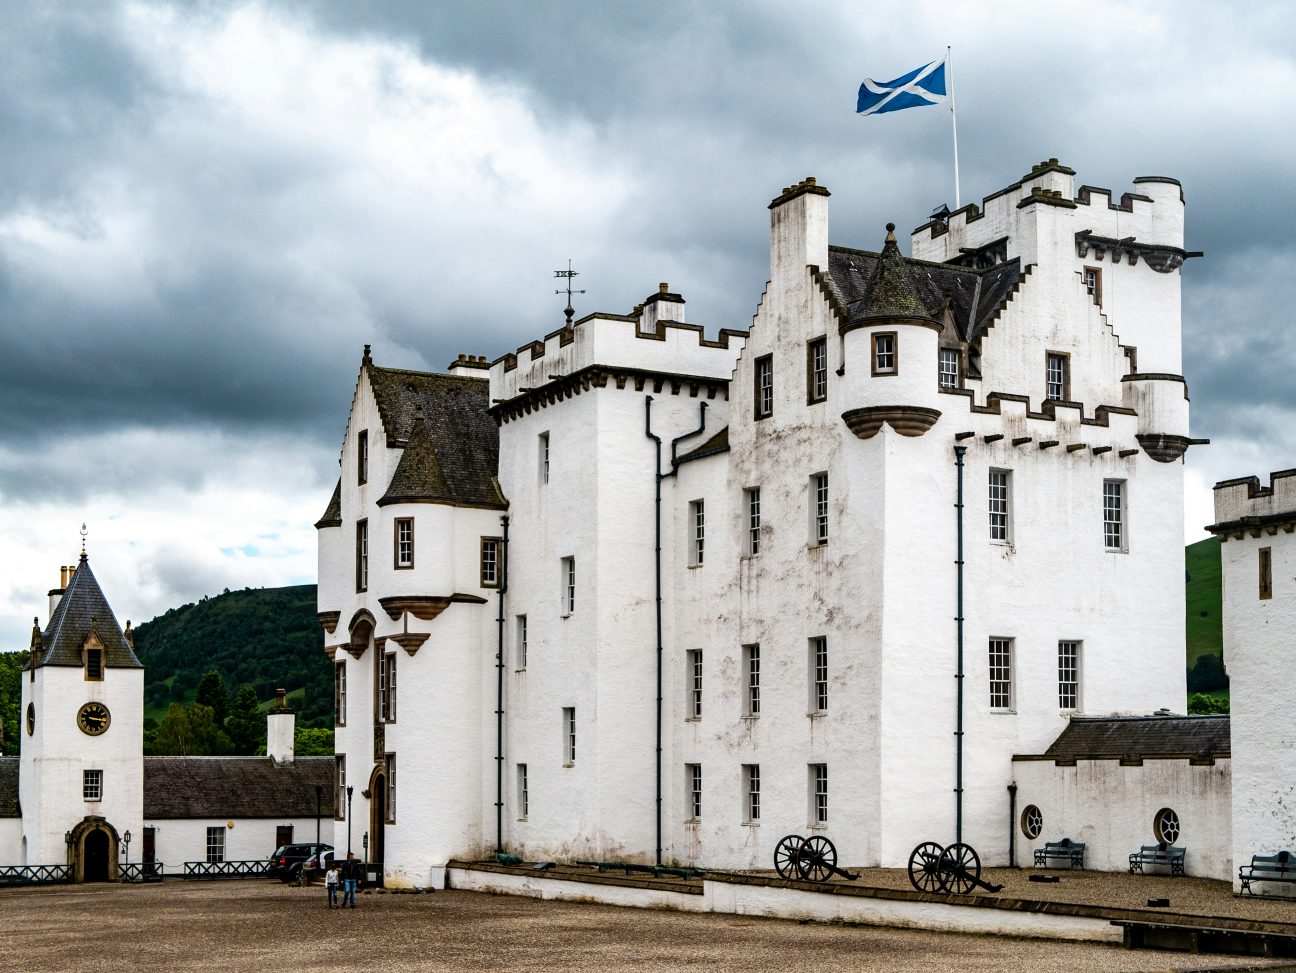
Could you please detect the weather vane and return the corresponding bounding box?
[80,523,87,556]
[554,260,585,326]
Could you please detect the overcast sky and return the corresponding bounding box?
[1,1,1293,647]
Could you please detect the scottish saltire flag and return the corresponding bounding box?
[857,58,947,115]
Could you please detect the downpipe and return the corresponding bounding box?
[495,514,509,856]
[954,444,967,846]
[1007,782,1017,868]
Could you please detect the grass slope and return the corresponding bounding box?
[1185,537,1223,668]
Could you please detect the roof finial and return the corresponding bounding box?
[362,343,372,366]
[79,523,87,559]
[554,259,585,326]
[885,222,897,242]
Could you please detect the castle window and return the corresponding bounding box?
[754,355,774,419]
[357,430,368,486]
[744,487,761,556]
[385,753,396,823]
[811,473,829,545]
[481,537,502,588]
[1058,641,1080,710]
[517,764,528,819]
[1103,480,1126,551]
[83,769,103,802]
[377,651,396,723]
[205,826,225,863]
[1045,352,1070,402]
[872,333,897,376]
[989,638,1013,710]
[394,518,414,569]
[809,637,828,714]
[743,764,761,824]
[1259,547,1272,600]
[539,432,550,484]
[686,763,702,820]
[84,648,103,681]
[742,644,760,717]
[334,661,346,727]
[563,707,576,765]
[989,469,1012,543]
[810,764,828,825]
[1084,267,1102,306]
[689,500,705,566]
[807,337,828,403]
[335,755,346,821]
[939,347,960,389]
[561,557,575,614]
[686,649,703,720]
[516,615,528,669]
[355,520,368,592]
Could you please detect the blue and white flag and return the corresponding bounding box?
[857,58,947,115]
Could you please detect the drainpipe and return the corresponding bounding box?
[954,444,967,846]
[495,513,510,856]
[1007,782,1017,868]
[644,397,708,867]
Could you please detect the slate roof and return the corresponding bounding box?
[677,426,730,465]
[1038,715,1230,760]
[367,365,505,509]
[28,555,142,670]
[315,480,342,529]
[143,756,336,818]
[827,244,1023,345]
[0,759,19,817]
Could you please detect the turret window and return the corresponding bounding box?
[872,333,897,376]
[394,518,414,569]
[939,348,960,389]
[481,537,501,588]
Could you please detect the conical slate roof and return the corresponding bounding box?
[28,555,142,669]
[378,415,454,506]
[314,479,342,529]
[849,224,937,326]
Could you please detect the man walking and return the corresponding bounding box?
[341,852,359,908]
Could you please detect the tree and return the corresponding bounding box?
[1188,693,1229,715]
[194,670,230,725]
[150,702,234,755]
[294,726,335,756]
[226,686,264,755]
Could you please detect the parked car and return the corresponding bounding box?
[270,843,332,883]
[302,849,335,883]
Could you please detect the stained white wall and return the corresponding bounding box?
[149,816,324,871]
[0,818,21,864]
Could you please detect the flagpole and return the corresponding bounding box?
[947,45,961,209]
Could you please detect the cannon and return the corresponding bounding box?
[773,834,859,883]
[907,841,1003,895]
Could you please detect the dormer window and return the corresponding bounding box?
[939,348,960,389]
[85,648,103,681]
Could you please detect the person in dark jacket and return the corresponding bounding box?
[340,852,360,908]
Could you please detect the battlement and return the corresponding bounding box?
[1210,469,1296,535]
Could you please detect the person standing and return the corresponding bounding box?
[341,852,359,908]
[325,862,339,908]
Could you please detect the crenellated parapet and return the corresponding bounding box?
[1209,469,1296,538]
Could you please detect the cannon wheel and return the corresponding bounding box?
[939,842,981,894]
[907,842,946,893]
[774,834,805,880]
[797,835,837,883]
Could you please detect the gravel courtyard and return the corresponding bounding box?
[2,880,1294,973]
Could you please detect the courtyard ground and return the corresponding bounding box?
[2,879,1295,973]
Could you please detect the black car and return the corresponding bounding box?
[270,842,332,883]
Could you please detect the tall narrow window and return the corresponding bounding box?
[385,753,396,823]
[1058,641,1080,710]
[481,537,501,588]
[335,755,346,821]
[84,648,103,681]
[687,764,702,819]
[539,432,550,484]
[743,644,761,717]
[517,764,528,819]
[809,637,828,714]
[872,332,897,375]
[206,826,225,863]
[807,337,828,403]
[689,500,705,566]
[745,487,761,556]
[939,348,960,389]
[563,707,576,764]
[989,469,1011,543]
[357,430,368,486]
[394,518,414,569]
[811,473,829,545]
[754,354,774,419]
[377,651,397,723]
[334,661,346,726]
[810,764,828,825]
[743,764,761,824]
[686,649,703,720]
[355,519,368,592]
[83,769,103,801]
[1103,480,1125,551]
[561,557,576,614]
[516,615,528,669]
[1084,267,1102,305]
[1259,547,1273,600]
[989,638,1013,710]
[1046,352,1069,402]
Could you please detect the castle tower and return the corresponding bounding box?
[20,554,144,879]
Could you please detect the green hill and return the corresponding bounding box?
[1184,537,1226,696]
[135,584,330,728]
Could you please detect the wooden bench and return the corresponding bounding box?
[1129,842,1186,877]
[1033,838,1085,869]
[1239,850,1296,896]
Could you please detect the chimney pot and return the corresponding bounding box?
[275,687,287,708]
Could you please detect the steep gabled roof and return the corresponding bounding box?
[851,225,937,325]
[365,365,504,509]
[314,480,342,529]
[29,555,141,670]
[1038,715,1230,760]
[143,756,336,818]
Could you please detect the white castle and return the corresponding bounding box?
[317,159,1245,890]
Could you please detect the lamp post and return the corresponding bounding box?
[64,830,73,868]
[362,832,368,865]
[346,785,354,857]
[315,784,322,845]
[123,830,132,869]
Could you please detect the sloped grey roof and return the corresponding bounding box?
[367,365,505,509]
[143,756,336,819]
[852,227,937,325]
[378,416,453,506]
[28,555,142,670]
[315,480,342,529]
[0,759,19,817]
[1040,715,1230,760]
[677,426,729,464]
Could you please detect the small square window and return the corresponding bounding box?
[206,826,225,863]
[481,537,502,588]
[939,348,960,389]
[394,518,414,569]
[872,333,897,376]
[1045,352,1070,402]
[83,769,102,802]
[1084,267,1102,305]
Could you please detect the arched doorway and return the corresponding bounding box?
[70,816,119,882]
[84,830,109,882]
[369,770,386,867]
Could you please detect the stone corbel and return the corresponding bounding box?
[388,633,431,656]
[841,406,941,440]
[317,611,341,635]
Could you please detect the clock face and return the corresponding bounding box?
[26,703,34,736]
[77,702,111,736]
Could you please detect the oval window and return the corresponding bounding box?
[26,702,35,736]
[1154,807,1180,844]
[1020,804,1042,840]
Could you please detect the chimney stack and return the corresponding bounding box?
[267,687,296,765]
[638,282,686,334]
[447,354,491,378]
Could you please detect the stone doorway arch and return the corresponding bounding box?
[69,816,120,882]
[367,763,386,869]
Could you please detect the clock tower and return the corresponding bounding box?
[20,553,144,880]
